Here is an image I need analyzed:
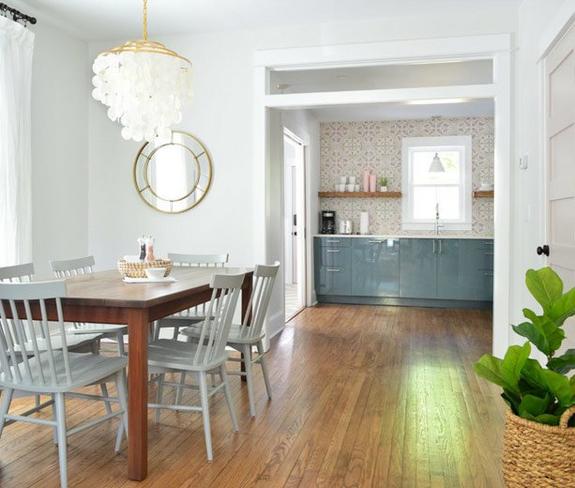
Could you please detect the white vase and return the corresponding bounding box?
[380,186,388,192]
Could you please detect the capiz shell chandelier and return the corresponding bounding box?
[91,0,192,142]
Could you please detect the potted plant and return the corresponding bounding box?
[378,176,388,192]
[474,267,575,487]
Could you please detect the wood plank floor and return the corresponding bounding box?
[0,305,505,487]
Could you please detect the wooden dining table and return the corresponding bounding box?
[45,266,253,481]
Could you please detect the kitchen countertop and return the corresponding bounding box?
[314,234,493,240]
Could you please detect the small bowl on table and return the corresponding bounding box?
[145,268,167,280]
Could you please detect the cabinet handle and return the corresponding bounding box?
[326,268,341,272]
[484,251,494,256]
[326,239,340,243]
[438,240,442,255]
[327,249,340,253]
[368,240,384,244]
[484,272,494,277]
[432,240,436,254]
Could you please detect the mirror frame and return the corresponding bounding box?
[132,130,213,214]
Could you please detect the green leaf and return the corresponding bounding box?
[548,288,575,326]
[534,414,560,426]
[474,355,519,396]
[519,393,551,417]
[502,342,531,384]
[512,321,551,356]
[526,268,563,312]
[521,358,547,390]
[548,349,575,374]
[541,369,575,407]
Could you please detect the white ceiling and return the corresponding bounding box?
[20,0,520,41]
[309,99,494,122]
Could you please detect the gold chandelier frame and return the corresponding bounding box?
[98,0,192,65]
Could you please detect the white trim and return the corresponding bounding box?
[401,136,472,231]
[264,84,496,109]
[254,34,512,69]
[538,0,575,60]
[254,35,512,357]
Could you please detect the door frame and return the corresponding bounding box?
[283,127,307,319]
[254,35,512,354]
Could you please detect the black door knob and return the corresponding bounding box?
[537,245,550,257]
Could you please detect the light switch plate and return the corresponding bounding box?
[519,155,529,170]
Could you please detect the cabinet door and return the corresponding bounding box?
[351,238,400,297]
[399,239,437,298]
[458,239,493,301]
[314,241,352,295]
[436,239,462,299]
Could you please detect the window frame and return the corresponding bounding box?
[401,135,472,231]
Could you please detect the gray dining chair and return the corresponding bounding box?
[179,262,279,417]
[147,272,244,461]
[0,280,128,488]
[50,256,128,356]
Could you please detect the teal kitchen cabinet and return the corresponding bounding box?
[399,239,437,299]
[314,238,352,296]
[351,238,400,297]
[456,239,493,300]
[436,239,462,300]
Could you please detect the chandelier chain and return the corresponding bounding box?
[142,0,148,40]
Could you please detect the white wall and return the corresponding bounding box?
[87,5,517,337]
[510,0,567,342]
[29,20,89,275]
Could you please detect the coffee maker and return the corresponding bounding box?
[320,211,336,234]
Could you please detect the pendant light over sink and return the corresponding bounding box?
[91,0,193,142]
[429,152,446,172]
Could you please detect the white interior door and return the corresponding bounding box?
[545,21,575,347]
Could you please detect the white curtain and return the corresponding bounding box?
[0,16,34,266]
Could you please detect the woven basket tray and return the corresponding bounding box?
[117,259,172,278]
[503,406,575,487]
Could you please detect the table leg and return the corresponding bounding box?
[240,274,253,382]
[127,308,149,481]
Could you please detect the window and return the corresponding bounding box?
[401,136,472,231]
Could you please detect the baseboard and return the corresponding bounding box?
[266,310,285,339]
[316,295,493,310]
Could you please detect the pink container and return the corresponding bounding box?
[363,170,370,192]
[369,174,377,192]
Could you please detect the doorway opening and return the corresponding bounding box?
[283,129,307,320]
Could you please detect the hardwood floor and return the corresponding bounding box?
[0,305,504,487]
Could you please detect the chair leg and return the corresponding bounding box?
[198,372,213,461]
[175,372,186,407]
[171,326,180,341]
[34,394,41,409]
[155,374,165,424]
[54,393,68,488]
[115,370,128,453]
[100,383,113,415]
[51,393,58,444]
[0,388,13,439]
[220,365,238,432]
[243,345,256,417]
[257,340,273,400]
[116,331,126,356]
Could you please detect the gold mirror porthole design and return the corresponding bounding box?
[133,130,213,214]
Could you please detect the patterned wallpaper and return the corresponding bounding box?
[320,117,494,237]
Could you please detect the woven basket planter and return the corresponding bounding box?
[503,406,575,487]
[117,259,172,278]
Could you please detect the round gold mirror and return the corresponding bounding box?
[133,131,213,213]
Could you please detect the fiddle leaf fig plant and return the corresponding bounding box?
[474,267,575,426]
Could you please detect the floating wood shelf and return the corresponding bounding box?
[473,190,494,198]
[319,191,402,198]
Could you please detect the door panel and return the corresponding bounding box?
[400,239,436,299]
[546,22,575,349]
[436,239,460,299]
[351,238,400,297]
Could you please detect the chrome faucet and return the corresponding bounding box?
[434,203,443,236]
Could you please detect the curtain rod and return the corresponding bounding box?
[0,3,37,25]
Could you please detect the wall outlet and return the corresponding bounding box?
[519,155,529,170]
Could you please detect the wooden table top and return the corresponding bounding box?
[59,267,253,308]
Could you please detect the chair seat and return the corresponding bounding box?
[0,352,127,393]
[66,324,127,335]
[180,323,264,345]
[14,333,103,354]
[148,339,228,372]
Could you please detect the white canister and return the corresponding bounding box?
[360,212,369,235]
[348,176,357,185]
[346,184,355,192]
[339,176,347,184]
